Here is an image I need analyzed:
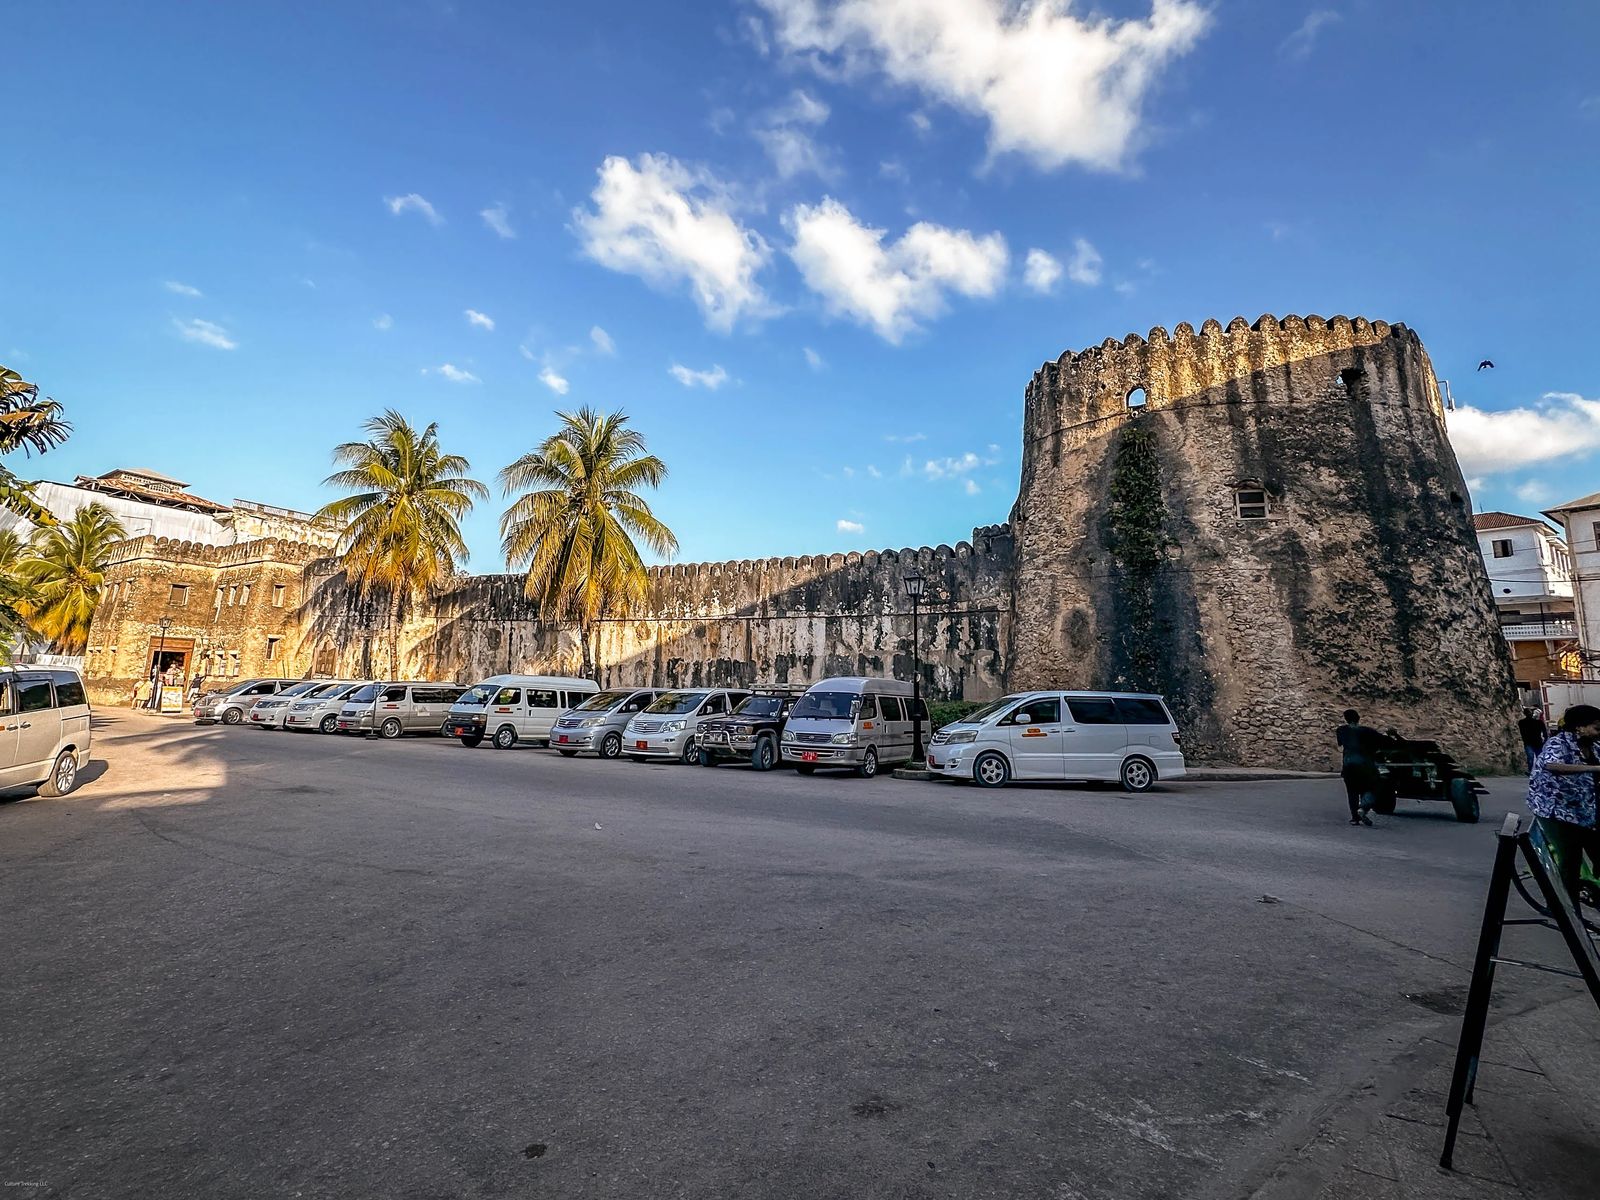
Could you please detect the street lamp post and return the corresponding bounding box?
[152,616,173,711]
[902,565,926,766]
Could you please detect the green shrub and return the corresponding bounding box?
[929,700,986,731]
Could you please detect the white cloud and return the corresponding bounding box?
[1279,10,1340,61]
[964,478,981,496]
[884,431,926,443]
[430,363,480,384]
[1447,393,1600,476]
[837,518,865,534]
[172,318,236,350]
[481,203,516,239]
[373,313,394,331]
[385,193,443,225]
[539,365,570,395]
[908,110,932,136]
[572,154,773,332]
[804,346,825,371]
[1514,480,1553,505]
[465,308,495,331]
[1023,248,1062,294]
[755,89,835,180]
[925,444,1001,481]
[1066,237,1102,286]
[590,325,616,355]
[164,280,202,297]
[866,464,882,478]
[755,0,1211,172]
[669,363,730,389]
[785,197,1007,342]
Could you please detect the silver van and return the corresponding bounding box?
[283,681,371,734]
[927,690,1186,791]
[337,682,467,738]
[550,688,661,758]
[623,688,752,764]
[0,668,92,797]
[780,677,930,778]
[445,674,601,749]
[193,678,297,725]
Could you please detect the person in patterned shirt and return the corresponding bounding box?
[1527,704,1600,902]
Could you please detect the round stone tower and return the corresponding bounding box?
[1007,315,1520,771]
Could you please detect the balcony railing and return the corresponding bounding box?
[1501,620,1578,641]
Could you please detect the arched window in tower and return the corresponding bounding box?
[1235,486,1270,520]
[1126,386,1147,410]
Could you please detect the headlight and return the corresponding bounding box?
[945,730,978,744]
[581,717,607,727]
[736,725,753,735]
[782,729,797,742]
[830,732,856,745]
[666,720,688,732]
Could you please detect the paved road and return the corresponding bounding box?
[0,711,1580,1198]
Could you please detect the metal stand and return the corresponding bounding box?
[1440,814,1600,1168]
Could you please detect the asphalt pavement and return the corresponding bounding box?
[1,710,1594,1199]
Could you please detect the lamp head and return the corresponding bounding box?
[902,566,925,600]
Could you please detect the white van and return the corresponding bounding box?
[446,674,600,748]
[0,667,92,797]
[780,677,930,779]
[927,690,1186,791]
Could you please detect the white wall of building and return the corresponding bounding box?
[1546,501,1600,677]
[1476,522,1573,604]
[0,481,232,545]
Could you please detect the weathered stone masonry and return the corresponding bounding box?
[85,315,1521,770]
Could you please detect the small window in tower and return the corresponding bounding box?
[240,584,252,606]
[227,585,237,606]
[1126,387,1147,410]
[1491,539,1514,559]
[272,583,286,608]
[1339,367,1365,393]
[169,583,189,607]
[266,636,280,662]
[214,587,223,609]
[1235,488,1270,520]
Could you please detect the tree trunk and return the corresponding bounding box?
[387,589,403,680]
[579,615,596,681]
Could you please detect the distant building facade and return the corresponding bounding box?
[1543,491,1600,680]
[1472,511,1578,700]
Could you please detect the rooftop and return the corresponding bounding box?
[72,467,229,515]
[1473,511,1554,533]
[1544,490,1600,516]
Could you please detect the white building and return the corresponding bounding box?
[1473,511,1577,699]
[1543,491,1600,679]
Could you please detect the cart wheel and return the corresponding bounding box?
[1371,786,1397,815]
[1448,777,1479,824]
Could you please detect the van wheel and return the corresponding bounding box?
[1120,756,1156,793]
[751,737,777,772]
[681,739,700,766]
[698,749,717,767]
[856,747,879,779]
[319,714,339,734]
[460,735,483,749]
[973,752,1010,789]
[493,725,518,750]
[599,732,622,759]
[379,718,404,739]
[222,707,244,725]
[38,751,78,798]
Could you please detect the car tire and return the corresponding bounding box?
[698,749,717,767]
[751,737,777,772]
[221,707,243,725]
[318,714,339,734]
[1448,777,1479,824]
[973,751,1010,789]
[681,738,700,766]
[37,750,79,798]
[1371,786,1397,815]
[460,735,483,748]
[558,749,578,758]
[1120,756,1156,794]
[599,732,622,759]
[379,718,404,739]
[855,747,879,779]
[493,725,518,750]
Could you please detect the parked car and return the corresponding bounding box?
[337,682,467,738]
[247,679,347,730]
[0,667,91,797]
[550,688,661,757]
[193,678,297,726]
[780,677,929,778]
[623,688,752,764]
[445,675,600,748]
[927,690,1185,791]
[696,686,806,770]
[283,681,371,734]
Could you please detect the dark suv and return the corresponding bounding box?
[697,687,805,771]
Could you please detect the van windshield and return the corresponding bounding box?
[280,681,324,698]
[645,691,706,715]
[790,691,856,720]
[457,684,500,707]
[325,683,363,700]
[347,684,379,703]
[961,695,1027,725]
[575,690,631,712]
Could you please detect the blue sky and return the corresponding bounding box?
[4,1,1598,568]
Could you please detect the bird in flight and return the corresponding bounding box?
[1477,360,1495,371]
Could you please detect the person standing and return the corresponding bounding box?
[131,677,151,708]
[1337,709,1384,826]
[1518,707,1549,773]
[1526,704,1600,904]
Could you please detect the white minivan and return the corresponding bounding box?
[0,667,92,797]
[927,690,1185,791]
[446,674,599,749]
[779,677,930,779]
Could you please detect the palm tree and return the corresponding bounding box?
[0,527,38,659]
[0,366,72,521]
[16,503,126,653]
[315,411,487,678]
[499,407,677,678]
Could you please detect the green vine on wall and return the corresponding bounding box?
[1105,420,1166,686]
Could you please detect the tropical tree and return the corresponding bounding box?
[0,366,72,521]
[16,503,126,653]
[0,527,38,659]
[499,407,678,678]
[315,411,487,678]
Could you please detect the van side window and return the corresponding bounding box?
[912,698,929,722]
[702,694,725,715]
[0,679,11,713]
[527,689,558,708]
[1067,698,1118,724]
[51,673,87,707]
[494,687,522,706]
[1009,697,1061,724]
[17,678,53,713]
[1113,698,1171,725]
[856,696,876,720]
[382,686,408,703]
[625,693,648,712]
[878,696,903,721]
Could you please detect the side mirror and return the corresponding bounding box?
[1013,713,1031,725]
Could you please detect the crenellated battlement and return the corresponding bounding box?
[642,524,1012,582]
